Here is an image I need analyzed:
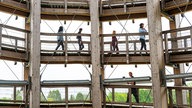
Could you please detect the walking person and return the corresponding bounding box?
[139,23,147,52]
[111,30,119,54]
[54,26,64,55]
[126,72,139,103]
[76,28,84,52]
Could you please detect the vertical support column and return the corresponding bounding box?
[90,0,102,108]
[23,21,30,106]
[164,33,169,64]
[146,0,168,108]
[30,0,41,108]
[190,29,192,49]
[170,16,184,105]
[0,25,2,55]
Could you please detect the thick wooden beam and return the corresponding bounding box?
[29,0,41,108]
[169,16,183,106]
[89,0,102,108]
[0,25,2,55]
[146,0,168,108]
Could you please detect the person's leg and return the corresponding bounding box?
[116,45,119,54]
[55,41,61,50]
[61,41,64,50]
[132,89,139,103]
[143,40,147,50]
[78,39,81,50]
[126,92,130,102]
[140,39,144,50]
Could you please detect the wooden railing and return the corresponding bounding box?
[0,24,192,62]
[1,81,192,108]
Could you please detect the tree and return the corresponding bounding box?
[47,90,62,101]
[16,90,22,100]
[70,94,75,101]
[11,90,22,100]
[76,92,84,101]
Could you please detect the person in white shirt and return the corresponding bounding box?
[139,23,147,51]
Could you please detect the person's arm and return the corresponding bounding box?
[139,28,146,33]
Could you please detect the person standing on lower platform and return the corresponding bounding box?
[111,30,119,54]
[54,26,64,55]
[77,28,84,52]
[127,72,139,103]
[139,23,147,51]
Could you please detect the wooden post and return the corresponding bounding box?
[125,35,129,63]
[168,89,173,108]
[65,33,68,66]
[64,0,67,13]
[29,0,41,108]
[184,38,187,51]
[189,90,192,107]
[24,21,30,108]
[128,87,132,108]
[13,86,16,102]
[0,25,2,55]
[89,0,102,108]
[65,86,68,108]
[146,0,168,108]
[170,18,184,106]
[190,29,192,50]
[134,42,136,54]
[164,33,169,64]
[112,88,115,102]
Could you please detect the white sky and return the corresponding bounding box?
[0,11,192,82]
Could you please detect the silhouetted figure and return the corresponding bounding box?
[127,72,139,103]
[54,26,64,55]
[139,23,147,51]
[111,30,119,54]
[77,28,84,52]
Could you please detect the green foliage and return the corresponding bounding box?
[106,89,153,103]
[76,92,84,101]
[69,94,75,101]
[47,90,62,101]
[0,97,11,100]
[16,90,22,100]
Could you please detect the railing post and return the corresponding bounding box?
[0,25,2,55]
[128,87,132,108]
[125,35,129,63]
[168,88,173,108]
[164,33,169,64]
[65,33,68,67]
[25,33,30,61]
[103,87,106,108]
[65,86,68,108]
[15,39,18,51]
[189,90,192,107]
[13,86,16,102]
[184,38,187,51]
[134,42,136,54]
[190,29,192,50]
[112,88,115,102]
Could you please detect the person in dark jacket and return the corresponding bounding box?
[111,30,119,54]
[77,28,84,51]
[126,72,139,103]
[54,26,64,54]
